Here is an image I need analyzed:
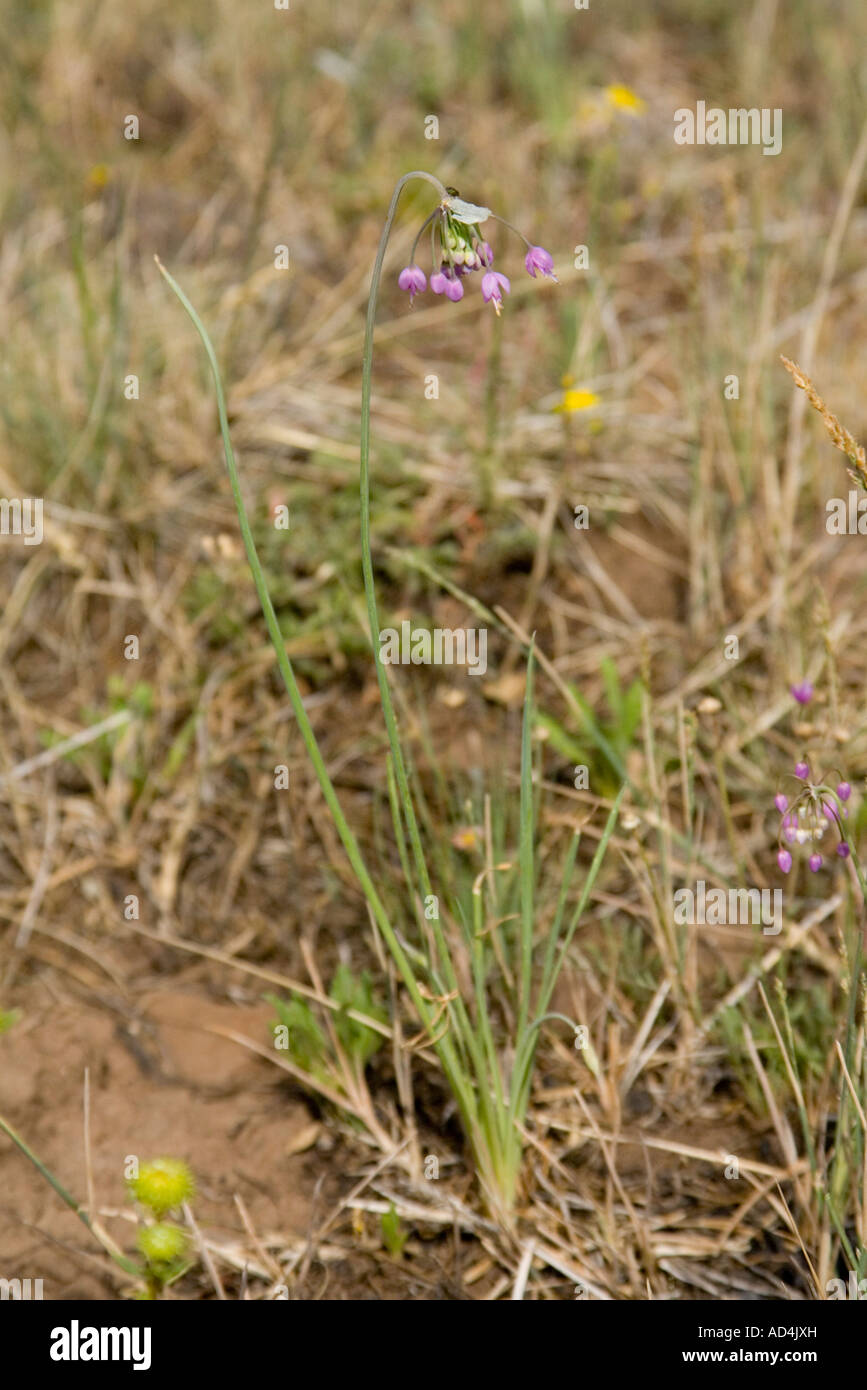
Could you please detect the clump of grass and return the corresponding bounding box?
[536,654,642,797]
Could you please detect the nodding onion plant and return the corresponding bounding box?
[157,171,620,1221]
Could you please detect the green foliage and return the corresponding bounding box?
[537,656,642,795]
[380,1203,409,1259]
[329,963,387,1070]
[715,975,836,1116]
[268,993,331,1083]
[267,965,387,1096]
[181,568,248,644]
[38,678,153,788]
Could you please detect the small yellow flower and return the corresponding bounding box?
[451,827,482,852]
[554,389,600,414]
[128,1158,195,1217]
[605,84,646,115]
[137,1223,188,1266]
[87,163,111,190]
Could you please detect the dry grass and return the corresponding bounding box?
[781,354,867,487]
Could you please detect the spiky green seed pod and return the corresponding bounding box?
[137,1222,188,1266]
[128,1158,195,1216]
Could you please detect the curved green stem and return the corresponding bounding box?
[359,173,465,995]
[359,173,509,1176]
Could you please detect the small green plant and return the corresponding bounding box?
[268,995,330,1083]
[380,1203,409,1259]
[537,655,642,797]
[329,964,388,1072]
[0,1134,199,1299]
[128,1158,196,1299]
[267,965,387,1098]
[0,1008,20,1035]
[38,677,153,788]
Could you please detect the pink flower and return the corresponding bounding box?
[790,681,813,705]
[773,761,854,873]
[524,245,557,280]
[430,268,464,301]
[398,265,426,303]
[481,270,510,314]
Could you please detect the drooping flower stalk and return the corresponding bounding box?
[774,760,853,874]
[360,173,554,926]
[359,173,562,1216]
[396,184,557,316]
[359,173,498,1141]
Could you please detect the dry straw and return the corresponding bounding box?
[781,354,867,489]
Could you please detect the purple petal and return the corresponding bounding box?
[524,245,557,281]
[481,271,510,303]
[398,266,426,299]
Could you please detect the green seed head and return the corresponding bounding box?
[129,1157,195,1216]
[137,1222,188,1266]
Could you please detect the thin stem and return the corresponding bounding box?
[359,173,465,1005]
[409,208,440,267]
[0,1113,141,1278]
[487,211,532,249]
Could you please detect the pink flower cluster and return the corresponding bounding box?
[397,190,556,316]
[774,761,852,874]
